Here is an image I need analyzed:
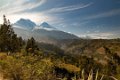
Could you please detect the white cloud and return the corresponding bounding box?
[87,32,114,39]
[5,12,56,24]
[85,8,120,20]
[0,1,93,26]
[78,32,118,39]
[86,31,90,33]
[0,0,48,24]
[44,2,93,13]
[0,0,47,14]
[94,30,99,33]
[0,0,76,25]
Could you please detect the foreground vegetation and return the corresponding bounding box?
[0,50,119,80]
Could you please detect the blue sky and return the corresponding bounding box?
[0,0,120,39]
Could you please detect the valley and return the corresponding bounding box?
[0,15,120,80]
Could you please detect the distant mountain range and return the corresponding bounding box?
[12,18,79,44]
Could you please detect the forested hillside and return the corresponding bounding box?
[0,16,120,80]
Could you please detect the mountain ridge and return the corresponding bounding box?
[13,18,79,44]
[34,22,57,31]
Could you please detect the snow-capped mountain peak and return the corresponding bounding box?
[13,18,79,43]
[13,18,36,30]
[34,22,57,31]
[40,22,51,28]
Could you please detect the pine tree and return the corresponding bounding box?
[0,15,23,52]
[26,37,38,54]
